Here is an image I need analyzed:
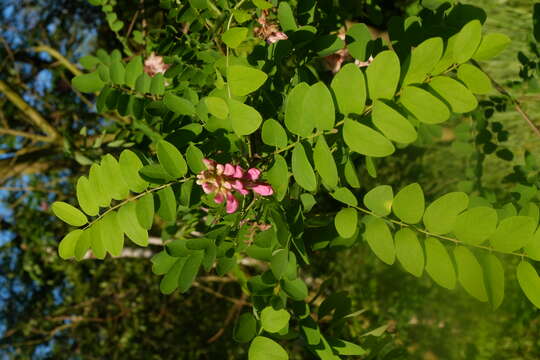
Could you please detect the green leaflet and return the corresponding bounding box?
[292,143,317,192]
[328,338,366,356]
[117,201,148,247]
[100,211,124,256]
[277,2,296,31]
[100,154,130,200]
[285,83,313,137]
[313,135,338,189]
[228,98,263,136]
[453,206,497,245]
[124,55,143,88]
[473,33,511,61]
[222,27,248,48]
[453,20,482,63]
[335,208,357,239]
[76,176,99,216]
[135,73,151,94]
[424,237,456,289]
[157,186,177,222]
[178,252,203,293]
[205,97,229,119]
[156,140,188,178]
[233,313,257,343]
[260,307,290,333]
[185,144,205,174]
[363,185,393,216]
[160,258,185,294]
[366,50,400,100]
[343,119,395,157]
[90,219,106,259]
[227,65,268,96]
[517,261,540,309]
[457,64,493,95]
[423,192,469,235]
[364,216,395,265]
[402,37,443,86]
[136,193,154,230]
[282,278,308,300]
[58,229,83,259]
[110,60,125,85]
[432,34,458,75]
[267,154,289,201]
[489,216,536,253]
[52,201,88,227]
[151,251,177,275]
[149,73,165,95]
[248,336,288,360]
[261,119,288,148]
[454,246,488,302]
[303,82,335,130]
[399,85,450,124]
[392,183,424,224]
[346,23,372,61]
[394,228,424,277]
[71,71,105,93]
[372,100,417,144]
[344,159,361,188]
[331,63,366,115]
[119,150,148,193]
[525,229,540,261]
[481,253,505,309]
[428,76,478,113]
[331,187,358,207]
[270,249,289,279]
[75,228,92,260]
[163,93,195,116]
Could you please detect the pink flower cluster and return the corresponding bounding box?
[196,159,273,214]
[144,52,171,77]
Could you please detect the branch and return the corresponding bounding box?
[0,127,52,142]
[31,45,82,76]
[0,80,61,141]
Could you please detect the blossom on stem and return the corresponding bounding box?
[143,52,171,77]
[196,159,274,213]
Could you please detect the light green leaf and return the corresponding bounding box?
[423,192,469,235]
[489,216,536,253]
[277,2,296,31]
[136,193,154,230]
[59,229,83,260]
[110,60,125,85]
[364,216,395,265]
[76,176,99,216]
[186,144,205,174]
[262,119,288,148]
[178,252,203,293]
[453,206,497,245]
[160,258,184,294]
[454,246,488,301]
[313,136,338,189]
[330,187,358,207]
[149,73,165,95]
[101,154,130,200]
[473,33,511,61]
[363,185,393,216]
[292,143,317,192]
[282,278,308,300]
[372,100,417,144]
[453,20,482,63]
[90,220,106,259]
[135,73,151,94]
[72,71,105,93]
[157,186,177,222]
[89,163,111,208]
[425,237,456,289]
[271,249,289,279]
[248,336,288,360]
[100,211,124,256]
[74,228,92,260]
[163,93,195,116]
[117,201,148,247]
[343,119,395,157]
[392,183,424,224]
[252,0,273,9]
[331,63,366,115]
[228,65,268,96]
[267,154,288,201]
[119,149,148,193]
[429,76,478,113]
[228,98,263,136]
[344,159,361,188]
[157,140,188,178]
[151,251,177,275]
[394,228,424,277]
[525,229,540,261]
[205,97,229,119]
[52,201,88,227]
[335,208,357,239]
[303,82,335,130]
[234,313,257,343]
[402,37,443,86]
[432,34,458,75]
[328,338,367,356]
[366,50,400,100]
[124,55,143,88]
[457,64,493,95]
[261,307,290,333]
[481,253,505,309]
[517,261,540,309]
[222,27,248,48]
[399,85,450,124]
[285,83,312,137]
[79,55,100,70]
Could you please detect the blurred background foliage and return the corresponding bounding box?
[0,0,539,359]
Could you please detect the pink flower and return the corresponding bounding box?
[196,159,274,213]
[144,52,171,77]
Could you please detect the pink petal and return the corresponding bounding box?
[224,163,236,176]
[214,193,224,204]
[232,180,250,195]
[247,168,261,181]
[203,158,216,170]
[216,164,224,175]
[251,184,273,196]
[201,182,216,194]
[234,165,244,179]
[225,192,239,213]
